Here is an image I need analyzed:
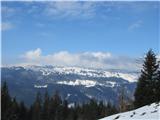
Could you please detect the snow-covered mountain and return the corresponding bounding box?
[1,65,138,106]
[23,65,138,83]
[99,102,160,120]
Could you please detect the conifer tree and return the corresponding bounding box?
[97,101,106,118]
[118,86,131,112]
[62,100,69,120]
[10,98,20,120]
[27,105,33,120]
[32,92,42,120]
[1,82,12,120]
[42,91,50,120]
[49,91,62,120]
[53,91,62,120]
[134,49,159,108]
[19,101,27,120]
[49,97,56,120]
[155,69,160,102]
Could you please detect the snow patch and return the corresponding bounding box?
[34,84,48,88]
[66,93,71,99]
[68,103,75,108]
[57,80,117,88]
[85,94,93,99]
[57,80,97,87]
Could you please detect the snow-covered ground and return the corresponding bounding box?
[99,102,160,120]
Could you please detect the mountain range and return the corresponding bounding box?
[1,65,139,106]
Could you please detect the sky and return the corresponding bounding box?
[1,1,160,71]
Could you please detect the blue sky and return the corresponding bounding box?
[1,1,159,70]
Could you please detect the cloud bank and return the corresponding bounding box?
[19,48,140,71]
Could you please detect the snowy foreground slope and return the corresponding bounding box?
[99,102,160,120]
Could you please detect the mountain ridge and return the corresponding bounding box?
[1,65,138,106]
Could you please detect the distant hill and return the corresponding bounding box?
[1,65,138,106]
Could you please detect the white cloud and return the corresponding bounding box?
[128,20,143,30]
[44,1,96,19]
[42,2,158,20]
[22,48,41,60]
[19,48,140,71]
[1,22,14,31]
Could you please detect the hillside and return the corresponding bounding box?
[99,102,160,120]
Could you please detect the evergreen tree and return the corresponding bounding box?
[49,91,62,120]
[10,98,20,120]
[105,101,118,116]
[42,91,50,120]
[19,101,27,120]
[62,100,69,120]
[1,81,12,120]
[83,99,98,120]
[69,103,78,120]
[155,69,160,102]
[106,101,112,115]
[53,91,62,120]
[97,101,106,118]
[32,92,42,120]
[134,49,159,108]
[49,97,56,120]
[118,86,132,112]
[27,105,33,120]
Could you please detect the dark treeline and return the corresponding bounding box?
[1,82,118,120]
